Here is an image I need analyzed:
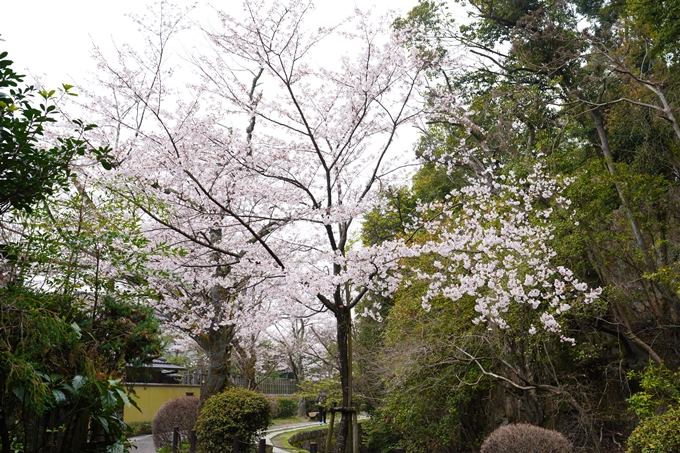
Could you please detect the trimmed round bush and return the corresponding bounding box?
[196,387,271,453]
[152,396,200,450]
[480,423,573,453]
[626,406,680,453]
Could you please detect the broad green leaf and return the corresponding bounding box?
[100,388,117,411]
[52,389,66,404]
[114,387,132,407]
[72,375,86,390]
[96,415,110,433]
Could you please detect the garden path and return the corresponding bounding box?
[129,420,323,453]
[266,420,323,453]
[130,434,155,453]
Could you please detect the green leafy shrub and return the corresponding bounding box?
[152,396,200,450]
[626,406,680,453]
[276,397,298,418]
[195,387,271,453]
[128,420,153,436]
[267,396,297,419]
[627,365,680,420]
[480,423,572,453]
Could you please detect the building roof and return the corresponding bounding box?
[127,358,187,370]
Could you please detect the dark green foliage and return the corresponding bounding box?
[361,186,416,246]
[361,162,459,247]
[267,396,298,419]
[0,285,159,453]
[275,397,298,418]
[359,281,494,453]
[480,423,573,453]
[0,51,112,215]
[362,379,487,453]
[88,296,161,371]
[626,0,680,62]
[152,396,200,449]
[195,387,271,453]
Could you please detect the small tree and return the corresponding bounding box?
[195,387,271,453]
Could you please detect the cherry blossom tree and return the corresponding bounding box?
[195,5,429,447]
[88,2,425,448]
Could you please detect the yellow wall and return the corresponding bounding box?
[124,384,201,423]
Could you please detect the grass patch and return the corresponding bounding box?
[127,421,152,436]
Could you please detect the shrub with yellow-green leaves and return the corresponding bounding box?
[195,387,271,453]
[626,406,680,453]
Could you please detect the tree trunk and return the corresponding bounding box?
[297,396,307,418]
[334,304,354,453]
[194,324,235,404]
[291,344,307,417]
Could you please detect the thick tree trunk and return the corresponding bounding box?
[194,324,235,404]
[293,357,307,417]
[335,306,352,453]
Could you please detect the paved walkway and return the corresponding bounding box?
[130,420,325,453]
[266,421,327,453]
[130,434,155,453]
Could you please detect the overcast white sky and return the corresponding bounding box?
[1,0,465,88]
